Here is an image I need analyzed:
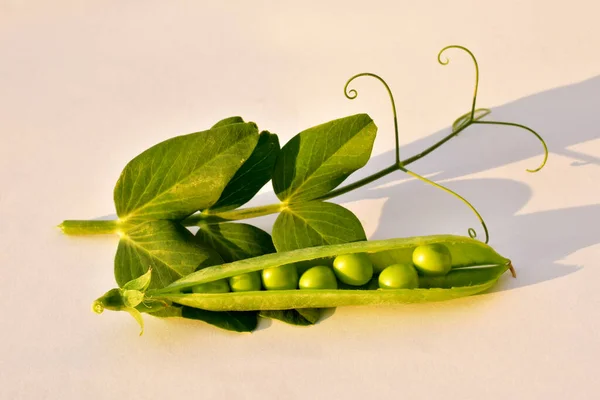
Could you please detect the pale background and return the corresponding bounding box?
[1,1,599,399]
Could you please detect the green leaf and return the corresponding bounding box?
[113,122,259,222]
[211,116,245,129]
[260,309,323,326]
[209,130,280,212]
[181,307,258,333]
[195,222,275,262]
[141,303,258,333]
[272,114,377,202]
[272,201,366,252]
[115,220,223,289]
[122,268,152,291]
[145,305,182,318]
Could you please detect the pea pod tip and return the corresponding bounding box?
[508,263,516,278]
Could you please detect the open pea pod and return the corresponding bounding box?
[145,235,512,311]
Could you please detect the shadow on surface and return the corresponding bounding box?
[330,75,600,291]
[250,74,600,294]
[346,74,600,185]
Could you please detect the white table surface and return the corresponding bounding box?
[1,1,599,399]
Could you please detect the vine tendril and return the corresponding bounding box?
[473,120,548,172]
[344,73,401,165]
[438,45,480,120]
[438,45,548,173]
[344,70,490,242]
[399,167,489,243]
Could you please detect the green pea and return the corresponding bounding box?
[412,243,452,276]
[332,253,373,286]
[191,279,230,293]
[262,264,298,290]
[229,272,262,292]
[378,264,419,289]
[299,266,338,290]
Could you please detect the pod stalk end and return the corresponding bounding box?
[508,263,516,278]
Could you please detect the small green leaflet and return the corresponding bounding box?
[114,220,223,289]
[272,201,366,252]
[208,130,280,212]
[113,122,259,222]
[122,290,145,308]
[122,268,152,291]
[452,108,491,133]
[195,222,275,263]
[272,114,377,202]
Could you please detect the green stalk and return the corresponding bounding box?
[182,203,284,225]
[58,219,120,235]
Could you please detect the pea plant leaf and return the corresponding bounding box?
[211,116,245,129]
[139,303,258,333]
[122,268,152,291]
[195,222,275,262]
[208,130,280,212]
[272,201,366,252]
[181,307,258,333]
[272,114,377,202]
[113,122,259,223]
[114,220,223,289]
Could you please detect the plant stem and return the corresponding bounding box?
[59,219,120,235]
[182,203,285,226]
[315,163,399,201]
[401,121,471,166]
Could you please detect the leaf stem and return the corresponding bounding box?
[315,163,399,201]
[401,120,472,166]
[182,203,285,226]
[59,219,120,235]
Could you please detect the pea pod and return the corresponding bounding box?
[142,235,511,311]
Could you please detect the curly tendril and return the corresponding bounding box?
[344,73,401,165]
[344,71,490,243]
[438,45,548,173]
[400,167,489,243]
[438,45,480,120]
[474,120,548,172]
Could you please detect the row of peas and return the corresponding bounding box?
[190,243,452,294]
